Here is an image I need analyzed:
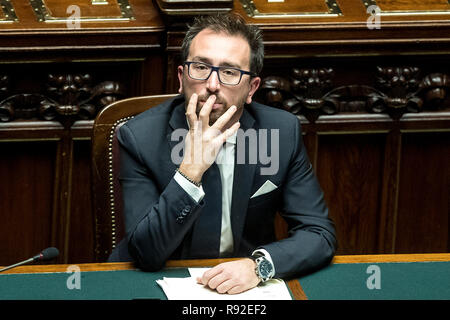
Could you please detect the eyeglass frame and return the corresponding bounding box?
[184,61,257,86]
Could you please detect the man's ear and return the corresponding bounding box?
[246,77,261,104]
[177,65,184,94]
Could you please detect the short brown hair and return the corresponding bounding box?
[181,13,264,75]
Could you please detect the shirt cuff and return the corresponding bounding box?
[252,248,276,277]
[174,171,205,203]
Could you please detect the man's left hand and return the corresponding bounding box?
[196,259,260,294]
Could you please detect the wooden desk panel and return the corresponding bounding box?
[0,258,307,299]
[236,0,450,23]
[0,0,448,269]
[0,0,164,29]
[375,0,450,12]
[2,254,449,300]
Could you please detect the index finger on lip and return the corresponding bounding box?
[198,95,216,126]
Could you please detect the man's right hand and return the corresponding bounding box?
[178,93,240,184]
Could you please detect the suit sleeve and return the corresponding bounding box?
[117,123,204,271]
[261,118,337,279]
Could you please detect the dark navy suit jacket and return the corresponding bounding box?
[117,95,336,279]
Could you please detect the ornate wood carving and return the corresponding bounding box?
[0,0,18,23]
[0,74,124,127]
[419,73,450,110]
[260,68,336,123]
[258,67,450,122]
[370,66,422,118]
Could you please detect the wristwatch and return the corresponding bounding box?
[249,252,275,283]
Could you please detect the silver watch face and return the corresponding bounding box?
[258,259,273,278]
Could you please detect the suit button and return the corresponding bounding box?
[176,216,184,224]
[177,205,192,224]
[181,206,191,217]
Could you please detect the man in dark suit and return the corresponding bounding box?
[117,13,336,294]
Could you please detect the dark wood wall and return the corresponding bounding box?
[253,55,450,255]
[0,0,449,265]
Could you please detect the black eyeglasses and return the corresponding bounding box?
[184,61,256,86]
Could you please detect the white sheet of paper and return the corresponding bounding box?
[155,268,292,300]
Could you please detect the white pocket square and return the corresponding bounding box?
[251,180,278,198]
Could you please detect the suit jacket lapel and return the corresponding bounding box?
[230,108,257,255]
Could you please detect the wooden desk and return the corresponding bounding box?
[1,254,449,300]
[0,258,305,300]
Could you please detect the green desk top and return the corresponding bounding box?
[0,268,189,300]
[1,261,449,300]
[298,261,450,300]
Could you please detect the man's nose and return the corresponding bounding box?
[206,70,220,92]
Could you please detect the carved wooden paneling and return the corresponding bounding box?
[255,55,450,254]
[0,0,165,265]
[235,0,450,22]
[258,67,450,121]
[0,72,125,126]
[232,0,450,58]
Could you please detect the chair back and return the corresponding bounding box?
[91,94,177,261]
